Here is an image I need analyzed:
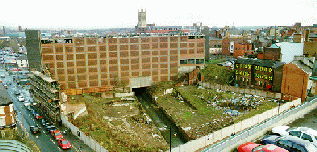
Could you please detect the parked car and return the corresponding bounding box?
[26,105,33,111]
[34,113,42,120]
[14,91,20,96]
[262,135,317,152]
[30,125,41,134]
[44,123,52,130]
[46,125,57,133]
[0,75,5,78]
[51,130,63,140]
[17,96,24,102]
[24,101,30,107]
[41,119,47,126]
[58,138,71,149]
[238,142,288,152]
[31,110,42,119]
[272,126,317,146]
[3,85,7,89]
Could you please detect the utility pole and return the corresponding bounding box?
[170,126,172,152]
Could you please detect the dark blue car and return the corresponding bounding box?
[262,135,317,152]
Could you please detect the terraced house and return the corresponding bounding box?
[0,84,15,129]
[234,58,284,91]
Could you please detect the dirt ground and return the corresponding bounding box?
[70,94,169,152]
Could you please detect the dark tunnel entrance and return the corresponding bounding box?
[132,87,147,96]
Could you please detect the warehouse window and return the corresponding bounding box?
[180,60,187,64]
[188,59,195,64]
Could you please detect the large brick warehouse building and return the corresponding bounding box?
[26,30,205,93]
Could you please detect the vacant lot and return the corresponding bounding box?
[71,94,168,152]
[150,85,279,139]
[69,83,280,151]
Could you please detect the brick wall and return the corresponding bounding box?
[263,47,281,61]
[303,41,317,57]
[281,63,309,101]
[41,35,205,93]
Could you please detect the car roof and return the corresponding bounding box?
[279,136,313,145]
[289,127,317,136]
[238,142,260,151]
[60,138,67,141]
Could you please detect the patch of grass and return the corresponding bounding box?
[182,112,194,120]
[233,101,278,123]
[150,85,280,139]
[72,94,168,152]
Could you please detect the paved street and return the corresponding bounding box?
[0,65,94,152]
[288,98,317,130]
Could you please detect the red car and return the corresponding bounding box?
[51,130,63,140]
[238,142,288,152]
[58,138,71,149]
[34,114,42,120]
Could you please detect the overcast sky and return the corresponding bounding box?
[1,0,317,29]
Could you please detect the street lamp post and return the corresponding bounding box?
[170,126,172,152]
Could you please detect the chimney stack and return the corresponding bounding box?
[305,29,310,42]
[2,26,5,36]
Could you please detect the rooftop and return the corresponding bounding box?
[17,56,28,60]
[0,84,13,106]
[292,60,313,75]
[236,58,280,67]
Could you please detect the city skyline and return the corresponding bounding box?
[1,0,317,29]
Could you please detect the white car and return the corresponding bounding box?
[272,126,317,146]
[17,96,25,102]
[24,101,30,107]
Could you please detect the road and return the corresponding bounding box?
[287,98,317,130]
[1,65,94,152]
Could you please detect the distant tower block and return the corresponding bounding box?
[137,8,146,33]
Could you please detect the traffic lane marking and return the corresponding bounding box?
[71,144,81,152]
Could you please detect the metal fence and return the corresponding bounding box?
[202,98,317,152]
[61,115,107,152]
